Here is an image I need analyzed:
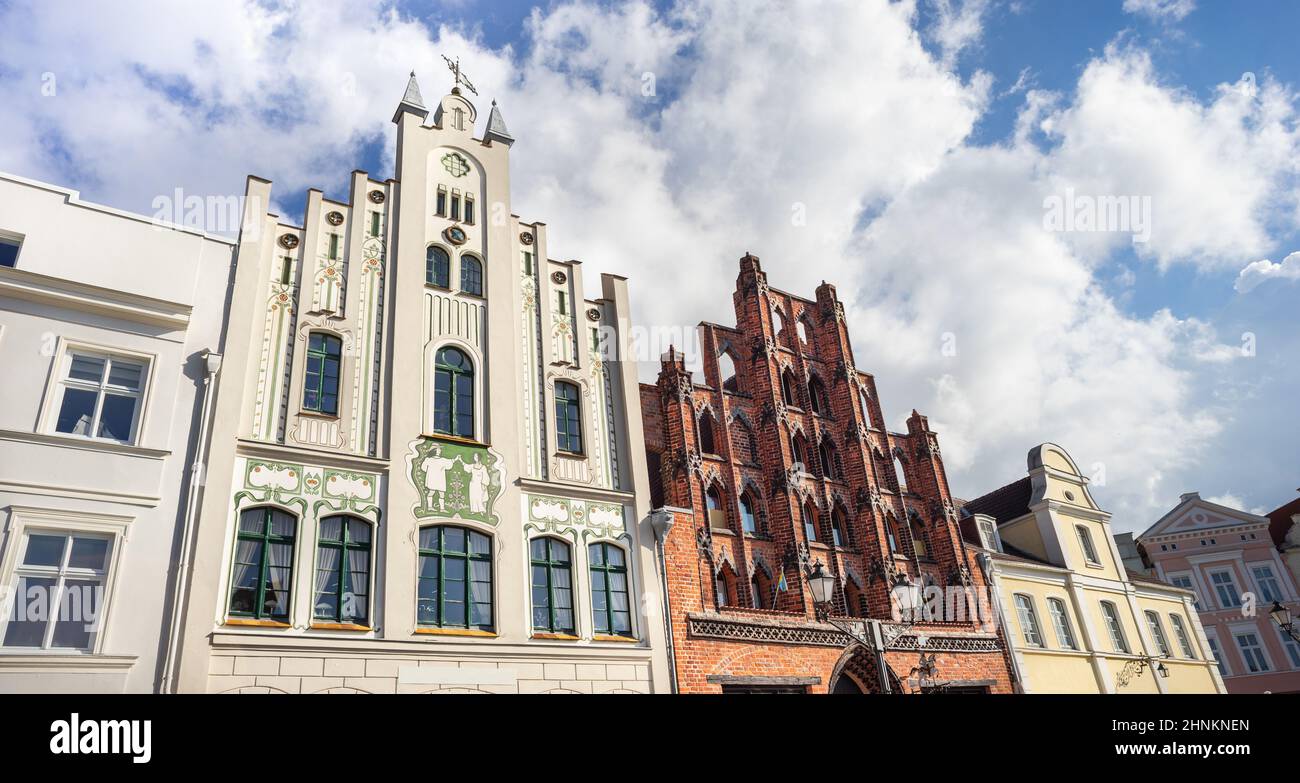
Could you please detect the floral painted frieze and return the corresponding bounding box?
[524,494,628,542]
[407,437,506,526]
[233,459,381,522]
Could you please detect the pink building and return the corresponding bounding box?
[1138,492,1300,694]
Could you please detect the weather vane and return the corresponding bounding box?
[441,54,478,96]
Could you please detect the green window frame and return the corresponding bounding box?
[427,245,450,288]
[530,537,574,634]
[303,332,341,415]
[369,211,380,237]
[417,526,493,630]
[554,381,583,454]
[433,347,474,438]
[589,542,633,638]
[460,254,483,296]
[313,515,372,625]
[228,507,297,621]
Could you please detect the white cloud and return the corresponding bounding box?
[1235,251,1300,292]
[0,0,1295,530]
[1122,0,1196,22]
[925,0,994,68]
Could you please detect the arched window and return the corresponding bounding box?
[885,515,900,554]
[417,526,493,630]
[893,451,908,492]
[791,432,809,470]
[802,501,818,542]
[229,507,297,621]
[739,491,759,534]
[706,485,728,530]
[807,377,826,414]
[590,543,633,637]
[796,317,810,347]
[698,413,717,454]
[819,439,838,479]
[530,537,574,635]
[750,568,771,609]
[845,578,866,617]
[554,381,583,453]
[718,350,739,393]
[771,306,785,335]
[781,369,799,407]
[831,506,848,548]
[910,516,930,559]
[460,254,483,296]
[303,332,341,415]
[314,515,371,625]
[715,568,731,607]
[426,245,450,288]
[433,347,474,438]
[859,388,872,420]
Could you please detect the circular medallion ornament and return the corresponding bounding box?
[551,271,567,284]
[586,308,601,322]
[368,190,385,204]
[326,211,344,226]
[278,233,300,249]
[444,226,468,246]
[520,232,534,246]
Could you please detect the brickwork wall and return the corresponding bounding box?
[645,254,1015,693]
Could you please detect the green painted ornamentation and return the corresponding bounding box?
[408,437,506,526]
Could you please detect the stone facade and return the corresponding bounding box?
[641,254,1013,693]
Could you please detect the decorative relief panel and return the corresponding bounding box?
[406,437,506,526]
[524,493,627,543]
[232,458,382,522]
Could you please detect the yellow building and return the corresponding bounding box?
[960,444,1225,694]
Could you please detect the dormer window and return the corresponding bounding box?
[1076,525,1101,565]
[977,518,1002,552]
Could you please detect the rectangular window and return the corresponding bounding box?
[977,519,1002,552]
[465,196,475,225]
[369,211,380,237]
[1169,574,1200,609]
[1145,610,1171,657]
[1076,525,1101,565]
[522,251,533,276]
[228,507,297,621]
[1014,594,1044,648]
[313,516,371,626]
[1209,569,1241,608]
[1207,637,1228,676]
[1234,632,1271,673]
[417,526,493,631]
[1278,626,1300,668]
[1101,601,1130,653]
[51,349,149,445]
[302,333,341,415]
[1170,614,1196,658]
[590,543,633,638]
[1047,597,1078,650]
[328,233,339,260]
[279,256,293,286]
[1,530,114,651]
[0,233,21,267]
[554,382,583,454]
[436,189,447,217]
[557,291,567,315]
[530,537,574,635]
[1250,564,1282,603]
[450,194,460,221]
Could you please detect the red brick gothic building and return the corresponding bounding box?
[641,254,1014,693]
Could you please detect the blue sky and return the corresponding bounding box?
[0,0,1296,528]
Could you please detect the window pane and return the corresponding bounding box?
[589,544,605,566]
[607,546,625,568]
[55,388,98,436]
[107,360,144,390]
[469,531,490,556]
[3,576,56,647]
[51,578,102,649]
[68,354,105,383]
[319,517,343,542]
[531,539,547,561]
[23,534,68,567]
[443,527,466,553]
[348,520,370,545]
[418,527,439,551]
[68,537,110,570]
[96,393,138,441]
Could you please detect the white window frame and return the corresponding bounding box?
[1232,630,1273,674]
[1100,600,1130,654]
[1204,632,1230,677]
[1168,613,1196,659]
[1145,610,1171,657]
[0,507,131,656]
[1047,597,1078,650]
[1075,524,1101,566]
[1247,562,1283,604]
[39,338,155,447]
[1165,570,1201,609]
[1276,625,1300,669]
[0,230,23,267]
[1013,593,1045,648]
[977,518,1002,553]
[1207,567,1242,609]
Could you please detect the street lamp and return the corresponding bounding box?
[1270,601,1298,642]
[807,560,838,612]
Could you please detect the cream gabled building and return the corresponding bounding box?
[170,72,669,693]
[960,443,1224,694]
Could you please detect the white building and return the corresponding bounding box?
[170,71,670,693]
[0,172,233,692]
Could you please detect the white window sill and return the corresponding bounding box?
[0,428,168,459]
[0,653,138,672]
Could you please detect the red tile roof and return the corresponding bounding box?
[960,477,1032,524]
[1268,495,1300,546]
